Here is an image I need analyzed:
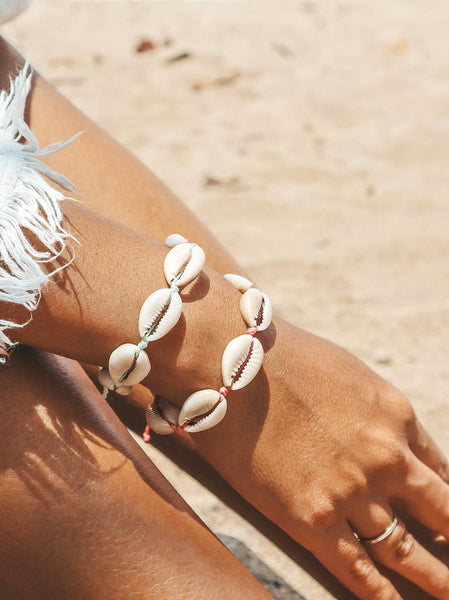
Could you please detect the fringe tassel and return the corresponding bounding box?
[0,64,80,362]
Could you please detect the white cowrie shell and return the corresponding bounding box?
[98,367,115,391]
[165,233,188,248]
[109,343,151,386]
[164,242,206,287]
[240,288,273,332]
[138,288,183,341]
[146,397,179,435]
[221,334,264,390]
[178,389,227,433]
[224,273,253,293]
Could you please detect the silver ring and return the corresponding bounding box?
[356,516,398,545]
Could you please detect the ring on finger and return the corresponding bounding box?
[354,516,398,545]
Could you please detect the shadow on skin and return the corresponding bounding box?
[0,346,195,508]
[0,353,124,506]
[0,347,213,599]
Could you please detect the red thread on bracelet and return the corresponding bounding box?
[219,386,230,398]
[143,424,151,443]
[247,326,258,336]
[170,424,184,433]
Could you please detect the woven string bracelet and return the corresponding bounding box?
[144,271,273,438]
[98,234,205,399]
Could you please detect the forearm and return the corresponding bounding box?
[0,35,277,454]
[8,200,248,404]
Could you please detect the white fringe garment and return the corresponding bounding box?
[0,65,77,362]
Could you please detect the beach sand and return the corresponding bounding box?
[3,1,449,597]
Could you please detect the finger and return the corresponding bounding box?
[311,524,402,600]
[408,418,449,484]
[367,518,449,599]
[349,502,395,542]
[396,454,449,540]
[352,508,449,599]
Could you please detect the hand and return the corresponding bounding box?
[189,318,449,600]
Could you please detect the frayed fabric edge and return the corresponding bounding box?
[0,63,80,362]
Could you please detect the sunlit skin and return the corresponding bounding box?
[1,36,449,600]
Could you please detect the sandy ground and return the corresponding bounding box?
[3,1,449,598]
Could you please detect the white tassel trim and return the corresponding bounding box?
[0,64,80,362]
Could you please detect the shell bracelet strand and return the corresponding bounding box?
[98,234,205,400]
[144,270,273,438]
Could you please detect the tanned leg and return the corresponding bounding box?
[0,347,272,599]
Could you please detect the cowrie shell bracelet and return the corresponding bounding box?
[144,271,273,438]
[98,234,205,398]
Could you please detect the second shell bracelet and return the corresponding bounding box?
[98,234,205,398]
[144,271,273,438]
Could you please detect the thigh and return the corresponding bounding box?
[0,348,270,599]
